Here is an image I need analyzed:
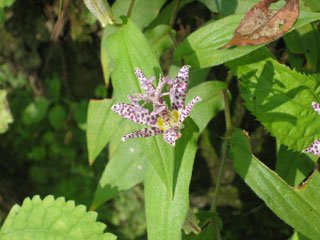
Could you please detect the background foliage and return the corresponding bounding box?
[1,0,320,239]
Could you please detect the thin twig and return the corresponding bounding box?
[126,0,136,18]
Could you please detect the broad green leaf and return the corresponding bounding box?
[0,195,116,240]
[0,0,14,8]
[174,11,320,69]
[284,23,320,72]
[48,104,67,130]
[100,0,166,86]
[22,98,50,125]
[86,98,120,163]
[145,25,175,58]
[106,18,176,195]
[186,81,226,133]
[200,0,311,15]
[302,0,320,11]
[276,144,317,187]
[0,90,13,133]
[227,48,320,151]
[90,120,148,210]
[229,129,320,240]
[145,118,199,240]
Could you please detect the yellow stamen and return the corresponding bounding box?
[172,110,179,121]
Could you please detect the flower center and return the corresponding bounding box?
[156,110,180,131]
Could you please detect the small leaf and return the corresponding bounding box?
[0,195,116,240]
[73,100,88,131]
[229,129,320,240]
[220,0,299,49]
[48,104,67,130]
[0,90,13,134]
[22,98,50,125]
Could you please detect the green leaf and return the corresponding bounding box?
[186,81,226,133]
[145,118,199,240]
[22,98,50,125]
[227,48,320,151]
[0,195,116,240]
[284,23,320,72]
[0,0,15,8]
[276,144,317,187]
[90,120,148,210]
[0,90,13,134]
[145,25,175,58]
[86,98,120,164]
[229,129,320,240]
[106,18,178,195]
[111,0,166,29]
[45,75,61,99]
[302,0,320,11]
[174,11,320,69]
[48,104,67,130]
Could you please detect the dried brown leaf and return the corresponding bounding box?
[220,0,299,49]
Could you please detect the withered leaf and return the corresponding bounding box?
[220,0,299,49]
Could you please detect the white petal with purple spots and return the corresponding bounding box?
[163,126,181,146]
[303,139,320,156]
[111,103,157,126]
[312,102,320,115]
[170,65,190,112]
[122,127,163,141]
[178,96,201,125]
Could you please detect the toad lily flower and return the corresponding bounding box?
[303,102,320,155]
[111,66,201,146]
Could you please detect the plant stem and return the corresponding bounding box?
[126,0,136,18]
[210,86,233,238]
[169,0,182,28]
[168,0,182,48]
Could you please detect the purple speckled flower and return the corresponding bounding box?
[111,66,201,146]
[303,102,320,155]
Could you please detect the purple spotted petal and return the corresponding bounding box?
[127,94,149,113]
[170,65,190,111]
[134,68,155,94]
[303,139,320,156]
[178,96,201,125]
[111,103,157,126]
[312,102,320,115]
[122,127,163,141]
[163,126,181,146]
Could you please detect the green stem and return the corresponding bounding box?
[169,0,182,28]
[126,0,136,18]
[210,86,233,238]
